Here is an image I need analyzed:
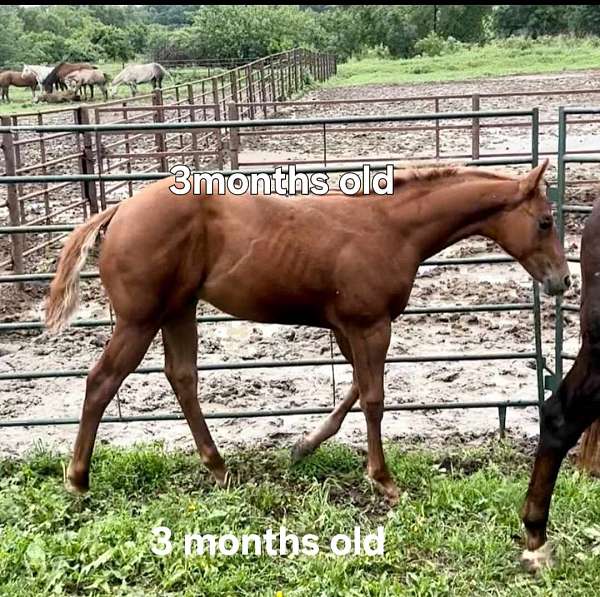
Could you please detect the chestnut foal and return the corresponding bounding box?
[47,160,568,503]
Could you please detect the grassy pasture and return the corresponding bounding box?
[328,37,600,86]
[0,441,599,595]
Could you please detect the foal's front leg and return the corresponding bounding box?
[345,319,398,502]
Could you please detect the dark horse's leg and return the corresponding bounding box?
[66,319,159,493]
[161,303,228,485]
[521,345,600,570]
[291,330,359,461]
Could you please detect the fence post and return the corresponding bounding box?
[121,102,133,197]
[37,112,52,251]
[229,69,239,106]
[471,94,480,160]
[75,106,99,215]
[258,63,268,118]
[212,78,224,170]
[152,88,168,172]
[10,116,25,223]
[228,103,240,170]
[279,57,286,100]
[1,116,24,281]
[247,65,256,120]
[293,49,299,92]
[268,58,277,114]
[187,84,200,171]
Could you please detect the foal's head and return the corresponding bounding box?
[483,159,569,296]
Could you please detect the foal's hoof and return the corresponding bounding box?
[290,439,315,464]
[521,542,554,573]
[64,462,89,495]
[214,469,231,489]
[366,475,400,506]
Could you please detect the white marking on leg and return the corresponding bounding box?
[521,542,554,572]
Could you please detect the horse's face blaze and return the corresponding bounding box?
[493,162,569,296]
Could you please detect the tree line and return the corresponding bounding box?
[1,5,600,67]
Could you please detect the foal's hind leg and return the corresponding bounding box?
[291,330,359,462]
[521,346,600,571]
[162,304,228,486]
[66,320,159,493]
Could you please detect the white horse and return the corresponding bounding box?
[22,64,53,94]
[110,63,171,97]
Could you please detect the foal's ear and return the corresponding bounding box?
[519,159,549,198]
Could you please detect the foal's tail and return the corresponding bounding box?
[45,205,119,333]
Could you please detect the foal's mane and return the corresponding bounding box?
[392,163,517,188]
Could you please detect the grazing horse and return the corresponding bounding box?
[45,160,569,499]
[0,70,37,102]
[43,62,97,93]
[22,64,53,92]
[110,63,170,97]
[521,199,600,571]
[64,69,108,101]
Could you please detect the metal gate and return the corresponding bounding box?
[553,107,600,385]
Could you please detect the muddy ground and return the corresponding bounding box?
[0,70,599,458]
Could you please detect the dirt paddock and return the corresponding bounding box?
[0,70,598,458]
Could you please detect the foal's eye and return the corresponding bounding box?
[538,216,553,231]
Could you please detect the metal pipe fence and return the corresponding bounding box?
[230,87,600,170]
[0,108,548,437]
[552,107,600,387]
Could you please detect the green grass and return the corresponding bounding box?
[0,63,215,116]
[328,36,600,86]
[0,441,599,595]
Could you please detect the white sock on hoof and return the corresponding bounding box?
[521,541,554,572]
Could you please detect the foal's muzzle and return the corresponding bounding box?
[543,274,570,297]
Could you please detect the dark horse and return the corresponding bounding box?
[521,199,600,570]
[43,62,97,93]
[46,161,569,506]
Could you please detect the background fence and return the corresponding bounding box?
[0,48,336,276]
[0,109,551,435]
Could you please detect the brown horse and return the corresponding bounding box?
[46,160,569,502]
[0,70,37,102]
[521,199,600,571]
[43,62,97,93]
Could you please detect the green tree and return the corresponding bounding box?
[0,6,25,67]
[570,5,600,36]
[494,5,570,38]
[438,5,492,43]
[179,6,324,60]
[92,25,135,63]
